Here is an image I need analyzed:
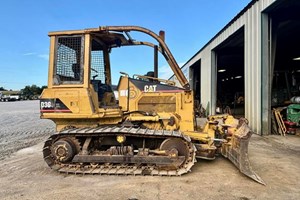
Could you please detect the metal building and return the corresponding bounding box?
[173,0,300,135]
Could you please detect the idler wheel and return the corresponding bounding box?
[160,138,189,161]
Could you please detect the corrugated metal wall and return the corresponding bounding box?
[184,0,276,134]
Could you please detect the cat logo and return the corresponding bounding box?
[144,85,157,92]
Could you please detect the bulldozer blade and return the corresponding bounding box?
[221,122,266,185]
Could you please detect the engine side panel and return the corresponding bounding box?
[118,76,194,132]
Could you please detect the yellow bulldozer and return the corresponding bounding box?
[40,26,264,184]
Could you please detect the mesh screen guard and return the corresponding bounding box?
[54,36,84,84]
[91,49,105,83]
[53,36,107,86]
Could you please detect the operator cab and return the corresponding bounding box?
[51,33,122,108]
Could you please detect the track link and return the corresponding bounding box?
[43,126,196,176]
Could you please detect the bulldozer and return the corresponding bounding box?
[40,26,264,184]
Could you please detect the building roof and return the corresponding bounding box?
[182,0,259,68]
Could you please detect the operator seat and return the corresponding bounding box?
[91,80,117,107]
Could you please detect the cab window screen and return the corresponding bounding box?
[54,36,84,84]
[91,50,105,83]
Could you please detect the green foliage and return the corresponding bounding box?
[20,85,47,100]
[0,87,7,91]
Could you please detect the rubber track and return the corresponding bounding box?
[43,126,196,176]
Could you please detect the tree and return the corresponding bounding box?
[21,85,47,100]
[0,87,7,91]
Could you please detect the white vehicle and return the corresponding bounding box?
[0,92,21,102]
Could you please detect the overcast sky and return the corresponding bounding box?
[0,0,250,90]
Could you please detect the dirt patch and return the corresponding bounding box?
[0,101,300,200]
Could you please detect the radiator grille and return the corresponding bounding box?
[138,96,176,112]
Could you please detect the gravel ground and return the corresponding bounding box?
[0,101,300,200]
[0,100,55,159]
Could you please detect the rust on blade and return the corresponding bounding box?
[221,121,266,185]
